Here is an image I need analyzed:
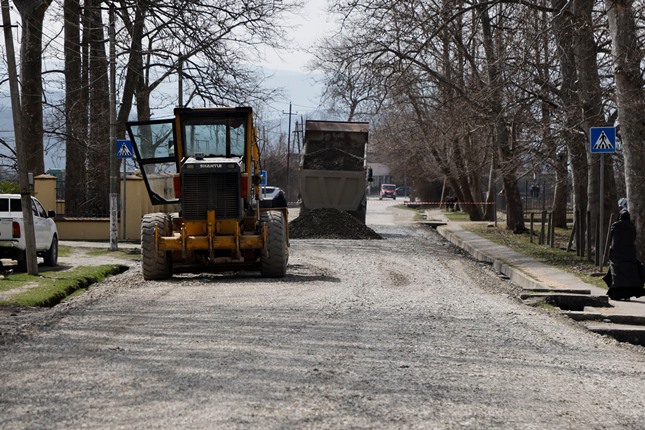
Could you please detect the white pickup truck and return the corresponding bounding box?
[0,194,58,271]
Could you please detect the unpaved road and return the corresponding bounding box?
[3,202,645,429]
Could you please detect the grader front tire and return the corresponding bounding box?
[260,211,288,278]
[141,213,172,280]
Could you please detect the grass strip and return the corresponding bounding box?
[443,211,471,222]
[86,248,141,260]
[0,265,128,307]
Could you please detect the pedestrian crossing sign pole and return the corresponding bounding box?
[116,139,134,240]
[590,127,616,271]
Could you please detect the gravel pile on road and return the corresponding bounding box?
[289,208,382,239]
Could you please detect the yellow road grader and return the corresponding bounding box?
[125,107,288,280]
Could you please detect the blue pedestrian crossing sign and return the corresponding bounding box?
[259,170,267,186]
[590,127,616,154]
[116,139,134,159]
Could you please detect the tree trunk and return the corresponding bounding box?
[604,0,645,260]
[116,1,148,138]
[14,0,51,176]
[552,0,588,252]
[86,0,110,215]
[478,4,525,231]
[484,152,496,222]
[450,138,483,220]
[64,0,87,215]
[552,152,569,228]
[575,0,617,256]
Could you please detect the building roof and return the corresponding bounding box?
[367,162,390,176]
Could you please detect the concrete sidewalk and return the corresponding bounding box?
[425,209,645,346]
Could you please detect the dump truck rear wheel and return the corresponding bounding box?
[141,213,172,280]
[351,206,367,224]
[260,211,288,278]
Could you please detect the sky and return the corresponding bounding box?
[257,0,340,122]
[0,0,342,170]
[261,0,337,74]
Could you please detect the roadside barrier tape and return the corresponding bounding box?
[368,200,495,205]
[402,201,495,205]
[286,201,495,205]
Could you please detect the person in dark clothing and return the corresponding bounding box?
[603,204,645,301]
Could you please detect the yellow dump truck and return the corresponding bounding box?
[126,107,288,280]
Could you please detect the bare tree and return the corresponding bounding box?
[85,0,110,215]
[603,0,645,259]
[309,37,387,121]
[115,0,300,127]
[48,0,300,215]
[311,0,635,246]
[63,0,87,214]
[573,0,618,256]
[13,0,52,176]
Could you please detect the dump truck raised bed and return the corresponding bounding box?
[126,107,288,280]
[298,120,370,223]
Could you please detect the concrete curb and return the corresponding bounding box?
[436,224,559,292]
[426,214,645,345]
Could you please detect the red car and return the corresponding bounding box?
[379,184,397,200]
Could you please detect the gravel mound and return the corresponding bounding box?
[289,208,382,240]
[302,147,364,171]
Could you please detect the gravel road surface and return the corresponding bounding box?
[2,202,645,429]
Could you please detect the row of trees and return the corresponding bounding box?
[2,0,300,215]
[311,0,645,258]
[4,0,645,262]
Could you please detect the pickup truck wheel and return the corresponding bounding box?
[43,236,58,266]
[260,211,288,278]
[141,213,172,280]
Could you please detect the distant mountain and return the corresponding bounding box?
[262,69,325,113]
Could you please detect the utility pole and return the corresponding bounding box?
[282,103,297,200]
[178,52,183,107]
[1,0,38,274]
[108,2,118,251]
[293,120,302,154]
[300,115,305,153]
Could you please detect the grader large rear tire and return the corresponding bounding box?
[260,211,288,278]
[141,213,172,280]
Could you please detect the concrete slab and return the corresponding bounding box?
[583,322,645,346]
[520,292,609,311]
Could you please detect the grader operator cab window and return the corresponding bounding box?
[128,121,176,160]
[126,118,180,205]
[126,108,253,206]
[182,116,246,158]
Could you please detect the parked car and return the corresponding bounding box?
[260,186,287,208]
[0,194,58,271]
[379,184,397,200]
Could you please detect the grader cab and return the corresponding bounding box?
[125,107,288,280]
